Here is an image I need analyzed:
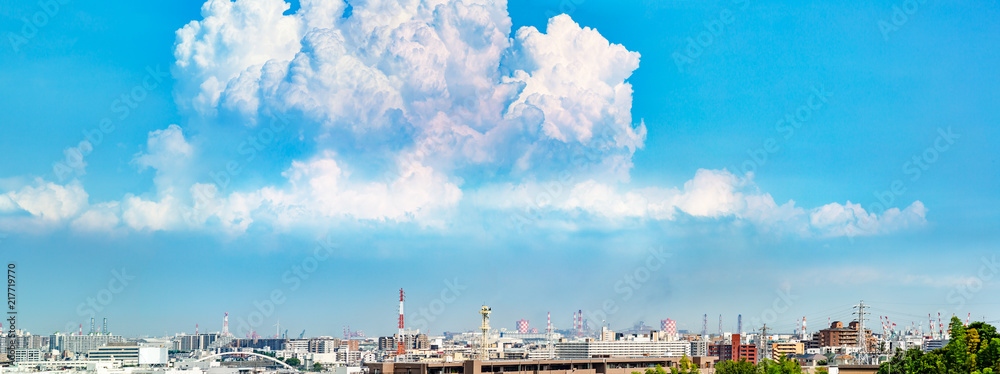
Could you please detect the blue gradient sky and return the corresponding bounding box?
[1,0,999,338]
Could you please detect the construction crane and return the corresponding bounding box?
[299,330,305,339]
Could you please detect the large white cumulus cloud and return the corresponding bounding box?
[0,0,929,239]
[173,0,305,114]
[505,15,644,148]
[173,0,646,181]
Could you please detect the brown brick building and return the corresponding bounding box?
[708,334,758,364]
[817,321,876,351]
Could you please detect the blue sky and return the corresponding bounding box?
[1,0,999,339]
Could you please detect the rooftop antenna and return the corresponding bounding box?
[479,305,492,360]
[718,314,722,337]
[546,312,554,359]
[702,314,708,340]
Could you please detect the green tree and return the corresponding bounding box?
[312,362,323,371]
[758,356,800,374]
[878,346,952,374]
[918,351,948,374]
[978,338,1000,371]
[946,316,972,373]
[970,323,1000,345]
[285,357,301,367]
[669,355,699,374]
[714,359,758,374]
[971,329,983,355]
[882,347,920,374]
[633,364,667,374]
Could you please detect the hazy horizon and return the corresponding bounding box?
[1,0,998,339]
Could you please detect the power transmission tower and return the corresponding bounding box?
[759,324,770,361]
[853,300,871,364]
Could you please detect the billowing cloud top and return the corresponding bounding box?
[0,0,927,239]
[174,0,644,180]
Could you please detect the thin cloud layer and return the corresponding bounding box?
[473,169,927,237]
[0,127,926,237]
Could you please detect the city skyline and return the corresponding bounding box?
[2,0,999,341]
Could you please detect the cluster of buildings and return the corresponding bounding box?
[0,303,960,374]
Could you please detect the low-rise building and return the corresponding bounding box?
[554,340,690,358]
[379,334,430,351]
[173,333,220,351]
[309,337,341,353]
[770,342,804,359]
[13,349,43,362]
[923,339,948,352]
[87,343,168,366]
